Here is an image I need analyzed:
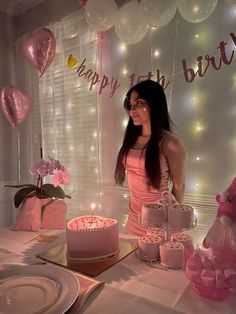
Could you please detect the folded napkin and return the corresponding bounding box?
[67,272,104,313]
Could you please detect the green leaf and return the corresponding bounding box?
[5,184,38,189]
[14,187,37,208]
[41,183,66,199]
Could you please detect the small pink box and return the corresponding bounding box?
[41,199,67,229]
[12,196,41,231]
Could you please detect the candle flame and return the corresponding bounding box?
[91,203,96,210]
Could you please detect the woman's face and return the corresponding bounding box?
[128,91,150,126]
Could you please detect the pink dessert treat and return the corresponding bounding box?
[200,269,216,287]
[146,228,166,242]
[141,203,166,226]
[160,241,185,268]
[66,215,119,260]
[168,205,194,229]
[138,235,162,260]
[171,232,195,258]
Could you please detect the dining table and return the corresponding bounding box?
[0,227,236,314]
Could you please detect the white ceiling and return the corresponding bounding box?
[0,0,47,16]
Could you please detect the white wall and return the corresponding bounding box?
[0,11,18,226]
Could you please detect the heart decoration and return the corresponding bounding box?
[21,28,56,77]
[0,86,32,128]
[67,54,78,68]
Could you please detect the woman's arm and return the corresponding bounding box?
[162,133,188,204]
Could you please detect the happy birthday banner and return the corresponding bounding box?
[75,31,235,98]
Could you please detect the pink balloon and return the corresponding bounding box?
[0,86,32,128]
[21,27,56,77]
[78,0,87,8]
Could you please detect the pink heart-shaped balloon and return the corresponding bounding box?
[0,86,32,128]
[21,27,56,77]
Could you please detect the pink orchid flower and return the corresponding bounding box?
[48,157,65,174]
[51,170,70,187]
[29,159,51,177]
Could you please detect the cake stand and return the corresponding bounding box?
[137,199,197,269]
[137,208,197,241]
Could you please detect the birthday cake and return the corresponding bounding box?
[168,205,194,229]
[141,204,166,226]
[66,215,119,261]
[138,234,162,260]
[160,241,185,268]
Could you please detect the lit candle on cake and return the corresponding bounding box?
[90,202,96,221]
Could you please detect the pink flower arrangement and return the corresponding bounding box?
[29,157,65,177]
[51,170,70,187]
[29,157,70,187]
[5,157,71,208]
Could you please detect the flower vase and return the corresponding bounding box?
[12,196,41,231]
[40,198,67,229]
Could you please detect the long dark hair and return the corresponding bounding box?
[114,80,174,189]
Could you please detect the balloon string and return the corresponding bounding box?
[168,16,179,111]
[16,127,21,184]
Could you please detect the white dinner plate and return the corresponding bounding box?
[0,264,80,314]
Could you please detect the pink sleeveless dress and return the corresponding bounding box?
[124,147,173,236]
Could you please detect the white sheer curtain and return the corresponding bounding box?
[18,10,101,219]
[39,11,101,219]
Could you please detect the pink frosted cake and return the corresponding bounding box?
[141,203,166,226]
[66,215,119,261]
[146,228,166,242]
[168,205,194,229]
[160,241,185,268]
[138,235,162,260]
[170,232,195,258]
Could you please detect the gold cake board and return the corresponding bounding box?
[37,239,137,277]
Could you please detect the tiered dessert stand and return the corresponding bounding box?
[137,192,197,269]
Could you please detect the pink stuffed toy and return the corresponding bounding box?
[203,177,236,269]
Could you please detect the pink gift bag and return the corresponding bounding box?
[12,196,41,231]
[41,199,67,229]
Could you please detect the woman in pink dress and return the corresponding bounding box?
[114,80,188,236]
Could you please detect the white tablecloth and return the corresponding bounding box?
[0,228,236,314]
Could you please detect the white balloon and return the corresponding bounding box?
[115,0,148,45]
[177,0,218,23]
[141,0,177,29]
[84,0,118,32]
